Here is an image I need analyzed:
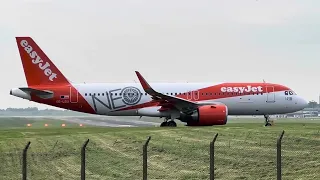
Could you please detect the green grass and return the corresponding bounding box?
[0,118,319,180]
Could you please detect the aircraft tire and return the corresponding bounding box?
[160,121,168,127]
[167,121,177,127]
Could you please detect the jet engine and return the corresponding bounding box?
[179,104,228,126]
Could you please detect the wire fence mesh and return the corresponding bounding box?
[0,130,319,180]
[85,138,143,179]
[281,135,320,179]
[26,141,81,180]
[0,151,22,179]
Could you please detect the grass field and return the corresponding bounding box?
[0,117,319,180]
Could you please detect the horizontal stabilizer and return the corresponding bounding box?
[12,87,54,99]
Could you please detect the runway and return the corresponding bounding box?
[51,116,161,127]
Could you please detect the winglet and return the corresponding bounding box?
[134,71,199,111]
[135,71,153,92]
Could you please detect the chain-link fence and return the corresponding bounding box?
[0,130,319,180]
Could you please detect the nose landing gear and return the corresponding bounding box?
[264,114,272,126]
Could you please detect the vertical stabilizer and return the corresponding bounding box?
[15,37,69,86]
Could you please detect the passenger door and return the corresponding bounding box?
[266,86,275,103]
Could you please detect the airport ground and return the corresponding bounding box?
[0,116,319,179]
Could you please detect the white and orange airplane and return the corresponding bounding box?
[10,37,308,127]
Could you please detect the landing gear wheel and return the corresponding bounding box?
[265,123,272,126]
[167,121,177,127]
[160,121,168,127]
[160,118,177,127]
[264,115,272,126]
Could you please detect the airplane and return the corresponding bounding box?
[10,37,308,127]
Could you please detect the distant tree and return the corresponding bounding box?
[5,107,38,111]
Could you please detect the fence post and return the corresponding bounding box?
[277,130,285,180]
[22,141,31,180]
[143,136,151,180]
[81,139,90,180]
[210,133,219,180]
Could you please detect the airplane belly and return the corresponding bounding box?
[214,96,262,115]
[107,110,139,116]
[137,106,171,117]
[227,103,263,115]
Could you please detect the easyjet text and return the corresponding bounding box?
[20,40,57,81]
[220,86,263,93]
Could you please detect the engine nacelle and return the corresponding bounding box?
[179,104,228,126]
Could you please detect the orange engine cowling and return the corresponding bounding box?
[182,104,228,126]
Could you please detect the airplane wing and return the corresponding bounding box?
[135,71,212,114]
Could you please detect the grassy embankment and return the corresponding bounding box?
[0,117,319,180]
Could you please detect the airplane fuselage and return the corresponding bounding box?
[11,82,307,117]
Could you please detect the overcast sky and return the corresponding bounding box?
[1,0,320,109]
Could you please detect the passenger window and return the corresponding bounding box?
[85,93,87,96]
[98,93,100,96]
[102,93,104,96]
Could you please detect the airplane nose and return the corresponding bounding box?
[300,97,308,108]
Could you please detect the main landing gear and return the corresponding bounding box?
[264,114,272,126]
[160,117,177,127]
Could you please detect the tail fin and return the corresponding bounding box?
[15,37,70,86]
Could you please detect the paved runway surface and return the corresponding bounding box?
[52,116,161,127]
[2,115,318,127]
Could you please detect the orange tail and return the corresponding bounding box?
[16,37,70,86]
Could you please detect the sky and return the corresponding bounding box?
[0,0,320,109]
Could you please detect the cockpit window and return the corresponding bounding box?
[285,90,296,95]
